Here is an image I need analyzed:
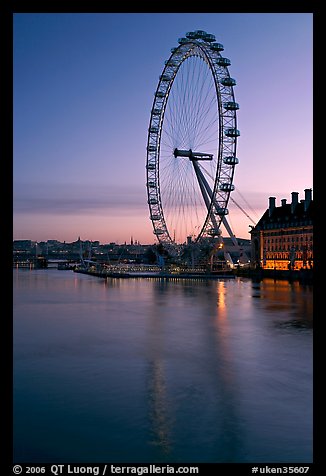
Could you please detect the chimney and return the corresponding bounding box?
[281,199,287,207]
[268,197,276,217]
[304,188,312,212]
[291,192,299,214]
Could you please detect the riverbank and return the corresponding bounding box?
[235,267,313,284]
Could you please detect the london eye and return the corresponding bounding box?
[146,30,240,245]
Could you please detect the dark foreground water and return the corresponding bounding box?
[13,269,313,463]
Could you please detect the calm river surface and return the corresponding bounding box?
[13,269,313,463]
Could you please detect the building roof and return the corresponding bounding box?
[251,201,313,232]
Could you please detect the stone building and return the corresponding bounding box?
[250,189,313,271]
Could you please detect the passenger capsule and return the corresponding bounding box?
[221,77,236,86]
[215,207,229,216]
[146,163,156,169]
[223,101,239,110]
[193,30,207,39]
[203,33,216,42]
[225,128,240,137]
[223,156,239,165]
[208,228,221,236]
[216,57,231,66]
[149,126,159,133]
[219,183,235,192]
[210,42,224,51]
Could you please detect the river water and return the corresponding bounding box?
[13,269,313,463]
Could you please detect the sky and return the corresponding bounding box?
[13,12,313,245]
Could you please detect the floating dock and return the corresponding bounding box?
[74,268,235,280]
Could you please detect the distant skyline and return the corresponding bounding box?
[13,13,313,244]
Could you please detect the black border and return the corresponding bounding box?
[5,3,320,475]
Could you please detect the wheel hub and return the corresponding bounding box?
[173,148,213,161]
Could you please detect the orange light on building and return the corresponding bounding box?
[250,189,313,272]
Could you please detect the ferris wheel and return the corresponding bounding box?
[146,30,240,245]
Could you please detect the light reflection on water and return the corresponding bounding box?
[13,270,312,463]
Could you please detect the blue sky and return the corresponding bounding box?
[13,12,313,244]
